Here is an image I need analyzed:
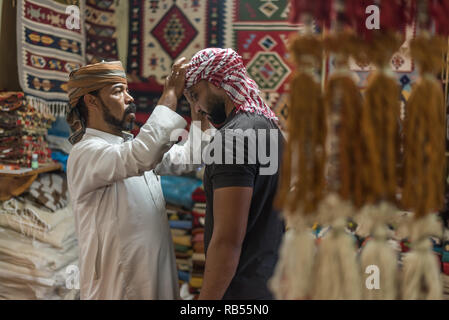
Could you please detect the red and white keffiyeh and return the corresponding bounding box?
[185,48,278,121]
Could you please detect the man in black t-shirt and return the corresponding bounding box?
[184,48,285,300]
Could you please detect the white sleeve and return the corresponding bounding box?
[68,105,186,197]
[154,121,211,176]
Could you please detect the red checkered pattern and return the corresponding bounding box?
[185,48,278,121]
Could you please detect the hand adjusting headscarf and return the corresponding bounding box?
[184,48,278,121]
[66,61,127,144]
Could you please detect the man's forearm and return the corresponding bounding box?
[198,240,241,300]
[158,89,178,110]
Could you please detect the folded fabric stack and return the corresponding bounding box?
[189,186,207,298]
[443,273,449,300]
[161,175,204,296]
[47,117,73,172]
[167,204,193,288]
[0,92,54,167]
[0,173,78,299]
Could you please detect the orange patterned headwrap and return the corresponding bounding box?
[66,61,127,144]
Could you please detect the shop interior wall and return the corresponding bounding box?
[0,0,20,91]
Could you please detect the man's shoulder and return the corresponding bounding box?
[68,135,110,165]
[221,112,277,133]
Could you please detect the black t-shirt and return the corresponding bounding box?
[203,109,285,300]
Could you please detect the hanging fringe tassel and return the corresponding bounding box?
[401,213,443,299]
[305,34,364,300]
[312,194,362,300]
[402,38,447,220]
[323,33,365,206]
[357,203,399,299]
[271,34,324,300]
[350,32,403,300]
[25,95,69,118]
[269,213,316,299]
[275,35,326,217]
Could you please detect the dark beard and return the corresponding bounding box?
[98,96,136,132]
[206,94,227,127]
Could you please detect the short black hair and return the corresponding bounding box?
[75,89,100,123]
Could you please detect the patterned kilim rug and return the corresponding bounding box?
[229,0,302,131]
[126,0,299,131]
[85,0,119,64]
[127,0,230,84]
[17,0,86,117]
[348,24,416,75]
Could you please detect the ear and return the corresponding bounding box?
[84,94,98,109]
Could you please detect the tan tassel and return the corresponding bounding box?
[275,35,326,217]
[308,34,366,300]
[400,35,446,300]
[271,34,325,300]
[357,32,402,205]
[312,194,362,299]
[401,214,443,299]
[402,37,447,218]
[357,203,400,299]
[268,213,316,299]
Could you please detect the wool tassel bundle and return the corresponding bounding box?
[357,203,400,299]
[401,35,447,300]
[276,35,326,216]
[312,194,361,299]
[310,33,364,300]
[358,32,402,205]
[270,35,325,299]
[401,213,443,299]
[269,214,316,299]
[402,36,447,218]
[351,32,403,300]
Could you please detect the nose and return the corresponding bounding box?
[125,91,134,104]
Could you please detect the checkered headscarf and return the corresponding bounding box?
[185,48,278,121]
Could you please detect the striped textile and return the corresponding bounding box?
[185,48,278,121]
[17,0,86,117]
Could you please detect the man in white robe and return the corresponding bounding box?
[66,59,208,299]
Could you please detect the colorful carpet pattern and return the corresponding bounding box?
[126,0,299,131]
[349,24,416,73]
[230,0,302,130]
[17,0,86,116]
[85,0,119,64]
[127,0,229,85]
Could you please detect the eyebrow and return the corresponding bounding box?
[112,84,127,90]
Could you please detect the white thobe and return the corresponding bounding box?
[67,105,207,300]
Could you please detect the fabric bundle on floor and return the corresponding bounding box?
[0,173,78,299]
[166,204,193,285]
[189,191,206,298]
[161,175,205,298]
[0,92,54,167]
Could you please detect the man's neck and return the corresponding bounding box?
[87,123,122,137]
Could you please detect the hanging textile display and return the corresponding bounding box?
[269,34,325,300]
[271,0,449,300]
[401,34,447,300]
[0,92,54,167]
[126,0,228,84]
[85,0,119,64]
[16,0,86,117]
[126,0,303,131]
